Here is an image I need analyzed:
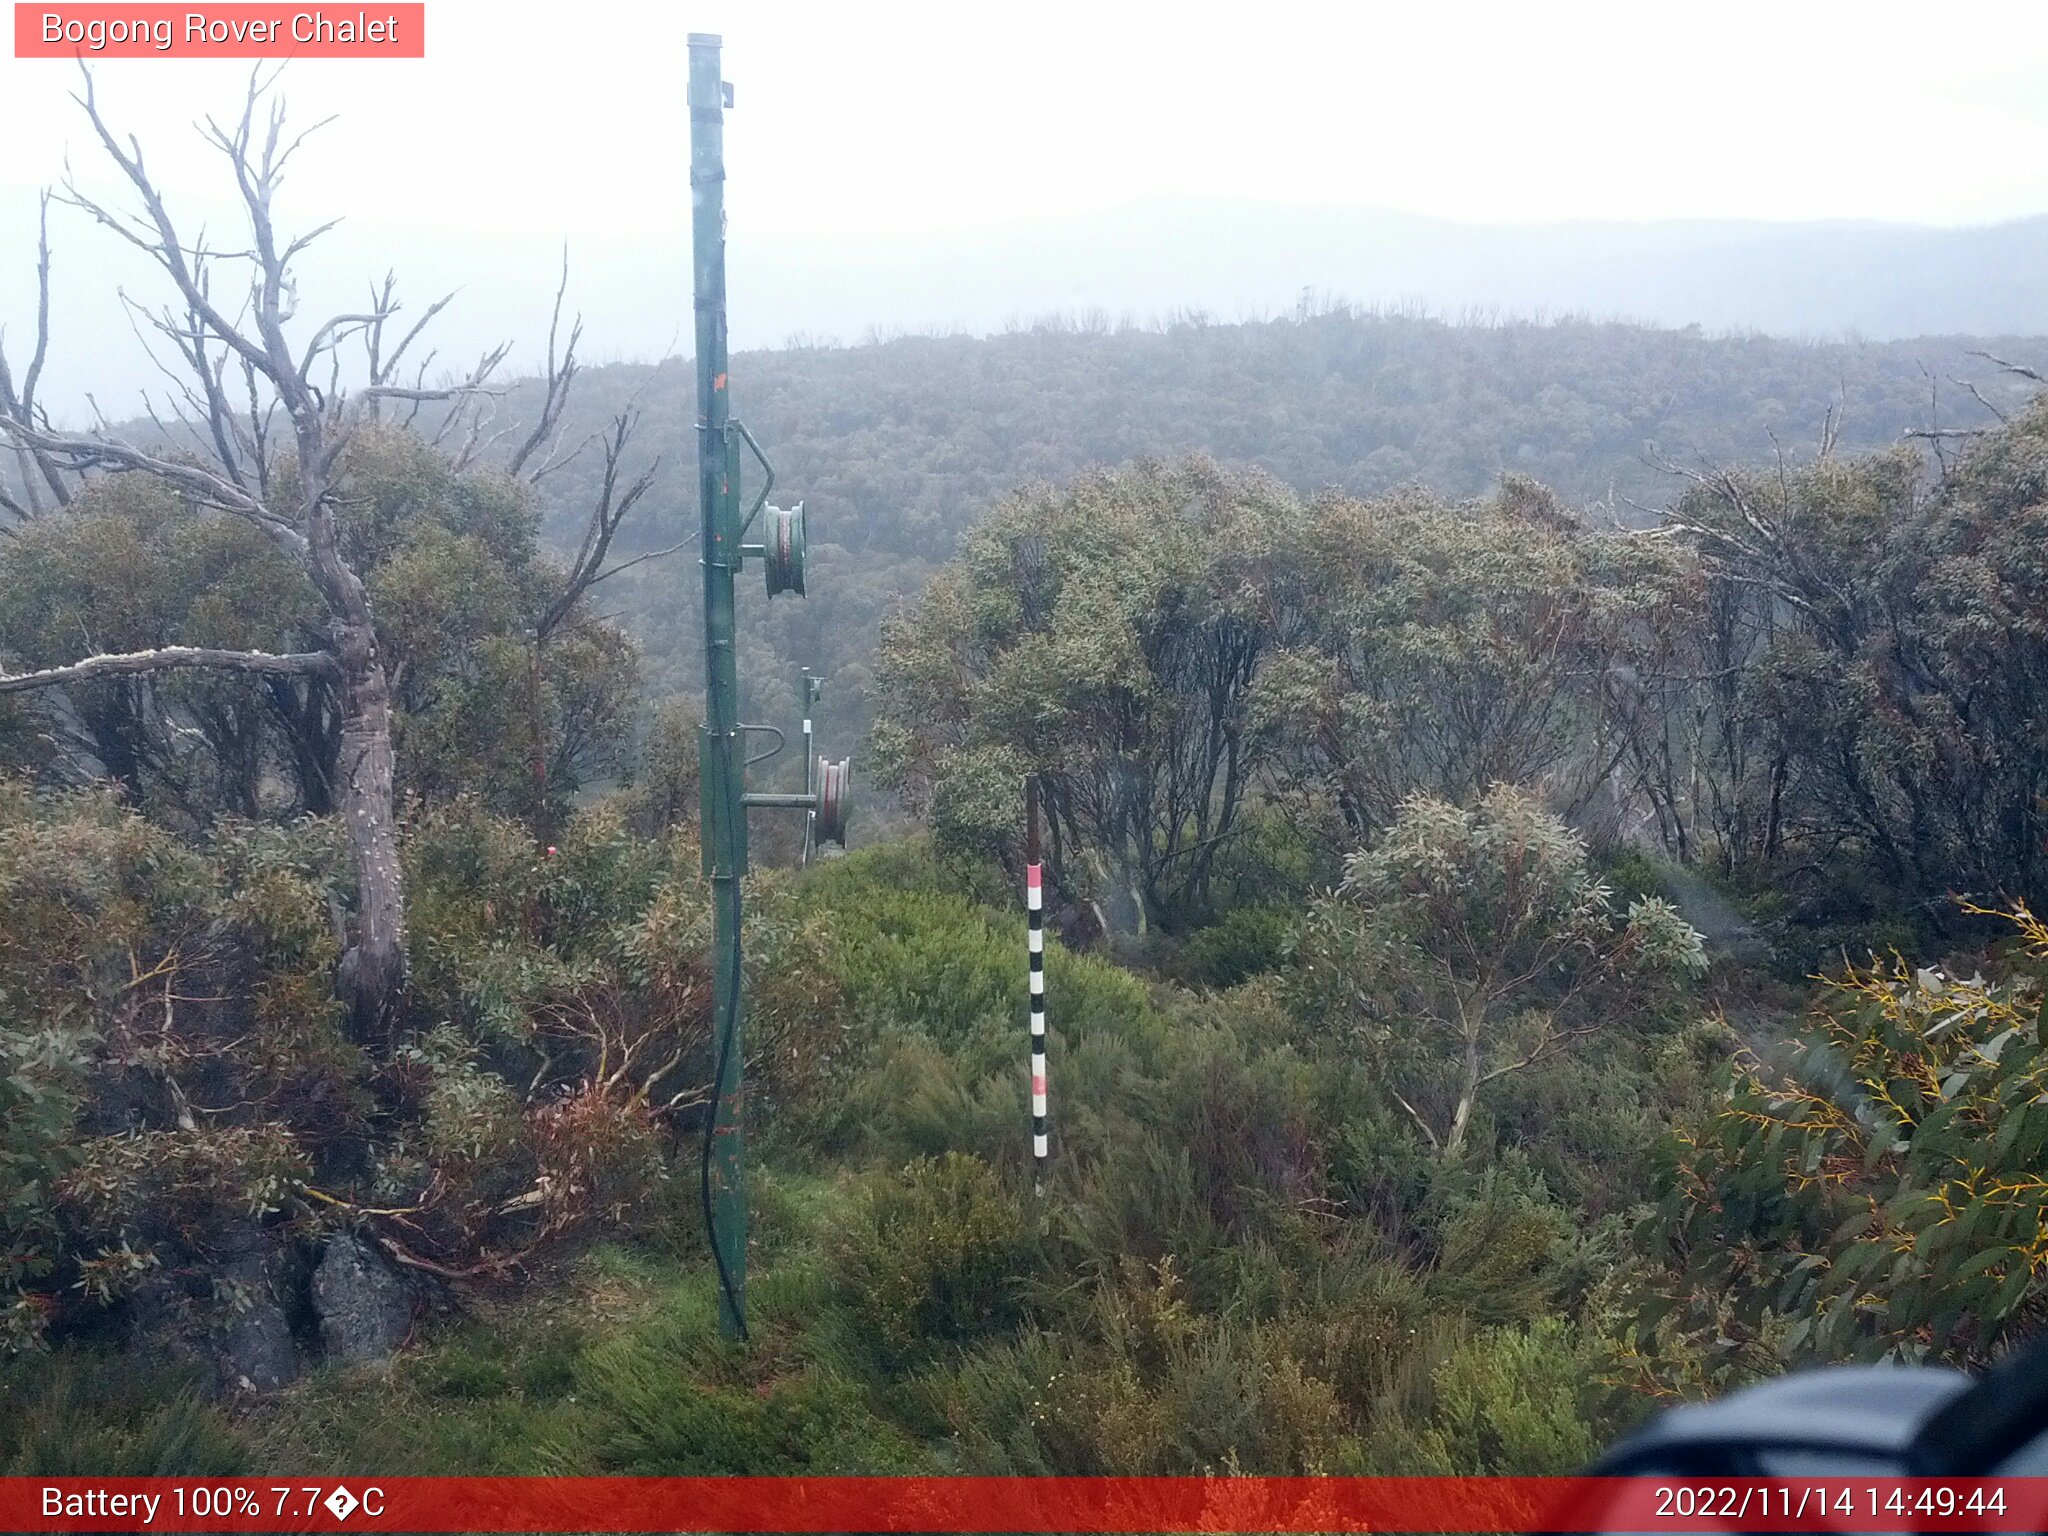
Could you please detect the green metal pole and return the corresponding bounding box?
[689,31,747,1341]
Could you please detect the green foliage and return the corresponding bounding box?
[1361,1318,1601,1474]
[797,843,1152,1090]
[515,313,2032,758]
[1289,786,1706,1158]
[828,1153,1034,1360]
[0,1350,248,1475]
[1631,405,2048,912]
[17,314,2048,1473]
[1419,1161,1572,1326]
[916,1297,1353,1475]
[0,476,319,818]
[1642,901,2048,1379]
[0,782,274,1342]
[0,426,642,832]
[873,456,1303,929]
[0,784,726,1347]
[0,809,1727,1480]
[1255,480,1664,839]
[618,699,701,841]
[1172,905,1296,990]
[344,425,639,825]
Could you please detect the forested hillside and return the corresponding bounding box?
[497,311,2041,731]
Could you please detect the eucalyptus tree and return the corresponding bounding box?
[1251,476,1649,842]
[870,456,1303,930]
[0,74,662,1035]
[1289,786,1706,1159]
[1643,396,2048,908]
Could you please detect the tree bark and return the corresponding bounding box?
[1444,1026,1482,1159]
[332,623,406,1039]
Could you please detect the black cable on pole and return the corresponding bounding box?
[699,775,749,1341]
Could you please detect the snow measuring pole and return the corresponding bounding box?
[690,32,851,1342]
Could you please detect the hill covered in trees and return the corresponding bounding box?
[499,309,2042,735]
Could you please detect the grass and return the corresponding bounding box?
[214,1164,924,1476]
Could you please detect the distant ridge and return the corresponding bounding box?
[742,199,2048,345]
[6,188,2048,420]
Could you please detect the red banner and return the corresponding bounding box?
[13,4,424,57]
[6,1476,2048,1532]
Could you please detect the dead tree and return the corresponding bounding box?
[0,70,511,1038]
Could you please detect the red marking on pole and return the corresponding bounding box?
[1032,1074,1046,1094]
[714,372,728,390]
[1027,865,1042,889]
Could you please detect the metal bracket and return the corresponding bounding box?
[738,722,785,769]
[729,420,776,541]
[742,791,819,810]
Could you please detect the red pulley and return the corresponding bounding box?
[814,756,851,846]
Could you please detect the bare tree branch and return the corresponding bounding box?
[576,533,696,590]
[536,408,662,638]
[0,645,337,696]
[506,246,582,478]
[0,415,307,555]
[0,190,74,514]
[1968,349,2046,384]
[1950,374,2010,425]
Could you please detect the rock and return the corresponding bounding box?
[123,1272,213,1383]
[213,1225,298,1392]
[311,1233,411,1367]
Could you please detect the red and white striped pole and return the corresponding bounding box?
[1026,775,1049,1194]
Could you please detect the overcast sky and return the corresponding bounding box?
[8,0,2048,231]
[5,0,2048,415]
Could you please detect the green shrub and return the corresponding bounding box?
[585,1367,919,1474]
[1362,1318,1601,1474]
[1173,906,1296,990]
[1645,902,2048,1374]
[829,1153,1034,1359]
[1420,1161,1571,1327]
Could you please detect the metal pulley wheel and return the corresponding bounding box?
[764,501,807,598]
[814,755,851,846]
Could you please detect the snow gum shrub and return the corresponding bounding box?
[824,1031,1024,1166]
[1641,900,2048,1382]
[922,742,1029,869]
[1416,1159,1572,1327]
[402,796,671,1046]
[1287,786,1706,1162]
[397,802,719,1255]
[800,844,1151,1061]
[1059,1000,1329,1308]
[828,1152,1034,1361]
[398,795,849,1255]
[404,799,562,1045]
[0,782,322,1345]
[209,815,366,1144]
